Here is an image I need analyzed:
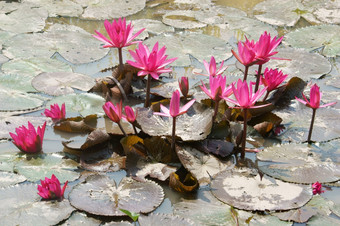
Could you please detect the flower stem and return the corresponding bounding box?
[255,64,262,92]
[132,124,138,135]
[145,75,152,108]
[243,66,249,81]
[171,116,177,153]
[212,100,219,123]
[307,108,316,143]
[241,108,248,159]
[262,91,270,102]
[118,47,124,74]
[117,121,127,137]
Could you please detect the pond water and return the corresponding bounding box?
[0,0,340,225]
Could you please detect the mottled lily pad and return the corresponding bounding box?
[61,211,101,226]
[46,93,105,117]
[162,10,207,29]
[0,171,26,188]
[313,0,340,24]
[136,103,214,141]
[143,33,232,66]
[32,72,95,96]
[256,143,340,183]
[23,0,83,17]
[139,213,194,226]
[135,163,177,182]
[81,0,146,20]
[69,174,164,216]
[132,19,175,40]
[176,145,234,186]
[0,183,74,226]
[284,25,340,57]
[0,89,44,111]
[0,73,36,93]
[194,6,247,24]
[211,168,312,211]
[253,0,319,26]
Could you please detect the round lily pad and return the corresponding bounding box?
[61,212,101,226]
[0,73,36,93]
[46,93,105,117]
[32,72,95,96]
[0,183,74,226]
[0,54,9,64]
[136,103,214,141]
[0,89,44,111]
[283,25,340,57]
[253,0,319,27]
[313,1,340,24]
[132,19,175,40]
[162,10,207,29]
[69,174,164,216]
[23,0,83,17]
[0,171,26,188]
[143,33,232,66]
[139,213,194,226]
[14,153,79,183]
[81,0,146,20]
[194,6,247,24]
[211,168,312,211]
[256,143,340,184]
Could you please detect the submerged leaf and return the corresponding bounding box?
[81,152,126,173]
[169,170,199,193]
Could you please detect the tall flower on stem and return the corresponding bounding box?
[295,84,336,143]
[123,105,138,135]
[127,42,177,107]
[93,18,145,73]
[232,41,257,81]
[37,174,68,201]
[200,74,233,123]
[103,101,127,137]
[154,90,195,152]
[201,56,228,77]
[9,122,46,153]
[224,79,268,159]
[260,68,288,101]
[43,103,66,122]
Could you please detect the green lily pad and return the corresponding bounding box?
[194,6,247,24]
[3,24,108,64]
[81,0,146,20]
[136,103,214,141]
[61,212,101,226]
[69,174,164,216]
[0,31,14,50]
[0,73,36,93]
[14,153,79,183]
[162,10,207,29]
[0,171,26,188]
[0,3,48,33]
[23,0,83,17]
[1,58,72,77]
[307,214,340,225]
[139,213,194,226]
[256,143,340,184]
[0,54,9,65]
[143,33,232,66]
[313,0,340,24]
[46,93,105,117]
[132,19,175,40]
[32,72,95,96]
[0,89,44,112]
[284,25,340,57]
[0,183,74,226]
[211,168,312,211]
[253,0,319,27]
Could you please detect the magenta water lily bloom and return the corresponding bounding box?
[252,32,283,64]
[10,122,46,153]
[312,182,325,195]
[123,106,136,123]
[232,41,256,81]
[103,101,127,136]
[38,174,68,200]
[202,56,228,77]
[127,42,177,107]
[178,76,189,98]
[43,103,66,121]
[261,68,288,101]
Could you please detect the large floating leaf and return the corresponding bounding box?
[256,143,340,183]
[0,171,26,188]
[14,153,79,183]
[136,104,214,141]
[0,89,44,111]
[32,72,95,96]
[211,168,312,211]
[0,183,74,226]
[135,163,177,182]
[194,5,247,24]
[284,25,340,57]
[313,0,340,24]
[143,33,232,66]
[3,24,108,64]
[23,0,83,17]
[69,174,164,216]
[132,19,175,40]
[61,211,101,226]
[0,30,14,50]
[1,58,72,77]
[81,0,145,20]
[176,145,234,186]
[162,10,207,29]
[46,93,105,117]
[253,0,319,26]
[0,73,36,93]
[139,213,194,226]
[0,3,48,33]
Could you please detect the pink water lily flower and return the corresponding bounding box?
[43,103,66,121]
[261,68,288,92]
[154,90,195,118]
[37,174,68,200]
[123,105,136,123]
[202,56,228,77]
[312,182,325,195]
[178,76,189,98]
[232,41,256,67]
[103,101,123,123]
[295,84,337,109]
[9,122,46,153]
[127,42,177,80]
[224,79,268,109]
[93,18,145,49]
[200,74,233,102]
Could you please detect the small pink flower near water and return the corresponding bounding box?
[312,182,325,195]
[93,18,145,49]
[154,90,195,118]
[202,56,228,77]
[43,103,66,121]
[123,105,136,123]
[178,76,189,98]
[295,84,337,109]
[37,174,68,200]
[103,101,123,123]
[232,41,257,67]
[260,68,288,92]
[200,74,233,102]
[9,122,46,153]
[127,42,177,80]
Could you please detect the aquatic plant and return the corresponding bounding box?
[123,105,138,134]
[312,182,325,195]
[103,100,127,136]
[260,68,288,101]
[9,122,46,153]
[231,41,256,81]
[178,76,189,98]
[37,174,68,200]
[201,56,228,77]
[43,103,66,122]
